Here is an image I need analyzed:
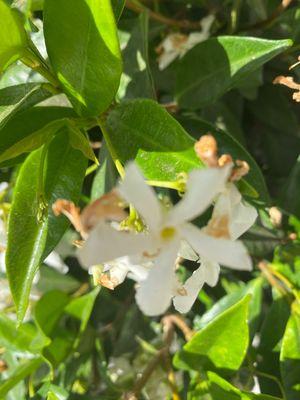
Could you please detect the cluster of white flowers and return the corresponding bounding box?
[156,15,215,70]
[78,140,257,316]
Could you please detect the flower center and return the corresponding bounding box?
[160,226,176,241]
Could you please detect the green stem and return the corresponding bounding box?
[98,118,125,178]
[21,48,60,88]
[146,179,182,191]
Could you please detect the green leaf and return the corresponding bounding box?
[176,37,292,109]
[44,0,122,117]
[0,106,75,165]
[174,295,250,373]
[0,111,96,164]
[34,290,70,336]
[6,131,87,323]
[65,287,100,335]
[179,115,269,201]
[190,371,282,400]
[91,140,117,200]
[0,83,52,129]
[105,99,203,181]
[280,157,300,219]
[111,0,125,20]
[0,357,43,398]
[197,278,263,338]
[280,312,300,400]
[0,0,28,72]
[119,12,155,100]
[0,313,50,353]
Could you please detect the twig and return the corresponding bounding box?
[125,0,201,30]
[123,317,175,399]
[163,314,194,341]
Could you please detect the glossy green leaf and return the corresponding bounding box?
[0,110,96,164]
[0,357,43,398]
[280,312,300,400]
[44,0,122,117]
[0,106,75,165]
[174,295,250,372]
[176,37,292,109]
[105,99,203,181]
[0,83,52,129]
[179,115,269,201]
[197,278,263,338]
[6,131,87,323]
[0,0,28,72]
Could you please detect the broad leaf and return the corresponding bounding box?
[0,83,52,129]
[6,131,87,323]
[44,0,122,116]
[176,37,292,109]
[280,312,300,400]
[179,115,269,201]
[174,295,250,372]
[105,99,203,181]
[0,0,28,72]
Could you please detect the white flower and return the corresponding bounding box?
[79,162,252,316]
[176,183,258,313]
[157,14,215,70]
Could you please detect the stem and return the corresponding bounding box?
[21,48,60,88]
[123,317,175,399]
[98,118,125,178]
[126,0,201,30]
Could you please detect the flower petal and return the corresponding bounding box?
[167,165,231,226]
[182,223,252,271]
[135,241,179,316]
[202,259,220,287]
[173,266,205,313]
[230,200,258,240]
[78,222,153,268]
[118,162,162,232]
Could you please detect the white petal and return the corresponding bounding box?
[117,162,162,232]
[44,251,69,274]
[182,223,252,271]
[168,165,231,226]
[202,259,220,287]
[173,266,205,313]
[135,242,179,316]
[179,240,199,261]
[78,222,153,268]
[158,50,179,70]
[230,200,258,240]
